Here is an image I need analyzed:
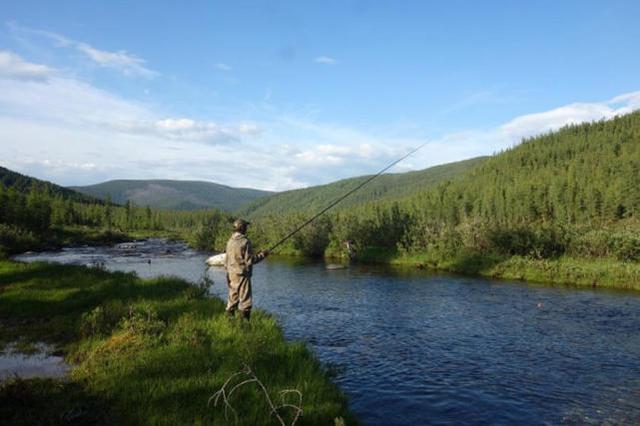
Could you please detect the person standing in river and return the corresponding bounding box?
[224,218,268,321]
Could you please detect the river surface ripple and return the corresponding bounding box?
[14,239,640,425]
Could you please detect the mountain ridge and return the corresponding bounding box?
[0,166,103,204]
[239,156,489,218]
[70,179,273,212]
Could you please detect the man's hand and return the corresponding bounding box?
[260,250,270,258]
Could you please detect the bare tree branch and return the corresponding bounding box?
[209,364,304,425]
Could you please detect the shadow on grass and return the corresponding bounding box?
[354,246,398,264]
[0,377,118,426]
[447,251,504,275]
[0,261,193,344]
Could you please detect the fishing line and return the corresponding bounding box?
[267,142,428,253]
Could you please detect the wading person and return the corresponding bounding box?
[224,218,268,321]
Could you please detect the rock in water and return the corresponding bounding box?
[326,263,348,270]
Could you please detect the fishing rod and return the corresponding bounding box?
[267,142,428,253]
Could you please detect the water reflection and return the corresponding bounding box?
[0,343,69,379]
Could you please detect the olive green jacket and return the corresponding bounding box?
[224,232,265,278]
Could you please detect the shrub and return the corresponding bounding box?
[568,229,612,258]
[79,301,127,337]
[611,233,640,262]
[568,229,640,261]
[0,224,38,257]
[486,226,565,259]
[118,304,166,337]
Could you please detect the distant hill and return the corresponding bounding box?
[0,166,102,203]
[70,180,273,212]
[239,157,488,218]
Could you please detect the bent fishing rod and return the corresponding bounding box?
[267,142,427,253]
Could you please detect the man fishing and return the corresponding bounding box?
[224,218,269,321]
[210,144,424,320]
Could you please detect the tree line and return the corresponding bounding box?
[0,184,232,257]
[247,112,640,263]
[2,111,639,264]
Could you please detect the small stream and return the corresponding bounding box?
[13,239,640,425]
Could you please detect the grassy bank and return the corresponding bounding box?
[371,249,640,291]
[0,260,356,425]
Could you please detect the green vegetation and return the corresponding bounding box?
[382,251,640,291]
[239,157,487,218]
[71,179,272,212]
[0,166,103,204]
[2,112,640,292]
[0,260,356,425]
[0,377,116,425]
[245,112,640,290]
[0,179,234,257]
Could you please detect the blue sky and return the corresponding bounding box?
[1,1,639,190]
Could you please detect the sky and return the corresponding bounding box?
[0,0,639,191]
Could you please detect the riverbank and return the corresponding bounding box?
[0,260,356,425]
[351,248,640,291]
[0,225,133,258]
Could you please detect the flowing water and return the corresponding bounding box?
[14,239,640,425]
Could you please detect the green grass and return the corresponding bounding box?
[382,250,640,291]
[0,260,356,425]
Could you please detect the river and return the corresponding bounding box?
[14,239,640,425]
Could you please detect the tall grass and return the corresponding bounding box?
[0,260,356,425]
[383,249,640,291]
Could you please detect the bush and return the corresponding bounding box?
[79,301,127,337]
[568,229,612,258]
[568,229,640,261]
[0,224,38,257]
[487,226,565,259]
[118,304,166,337]
[611,233,640,262]
[292,216,332,257]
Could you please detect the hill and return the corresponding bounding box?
[410,111,640,226]
[71,179,272,212]
[240,156,488,218]
[248,112,640,272]
[0,166,102,204]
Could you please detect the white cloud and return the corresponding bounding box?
[75,43,155,77]
[215,63,232,71]
[498,92,640,144]
[0,51,638,192]
[0,50,56,81]
[609,91,640,111]
[0,54,255,146]
[114,118,261,144]
[7,23,156,77]
[314,56,337,65]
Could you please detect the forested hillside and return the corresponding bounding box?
[0,166,102,204]
[71,179,271,212]
[241,156,487,218]
[249,112,640,275]
[411,112,640,226]
[3,112,640,288]
[0,170,232,257]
